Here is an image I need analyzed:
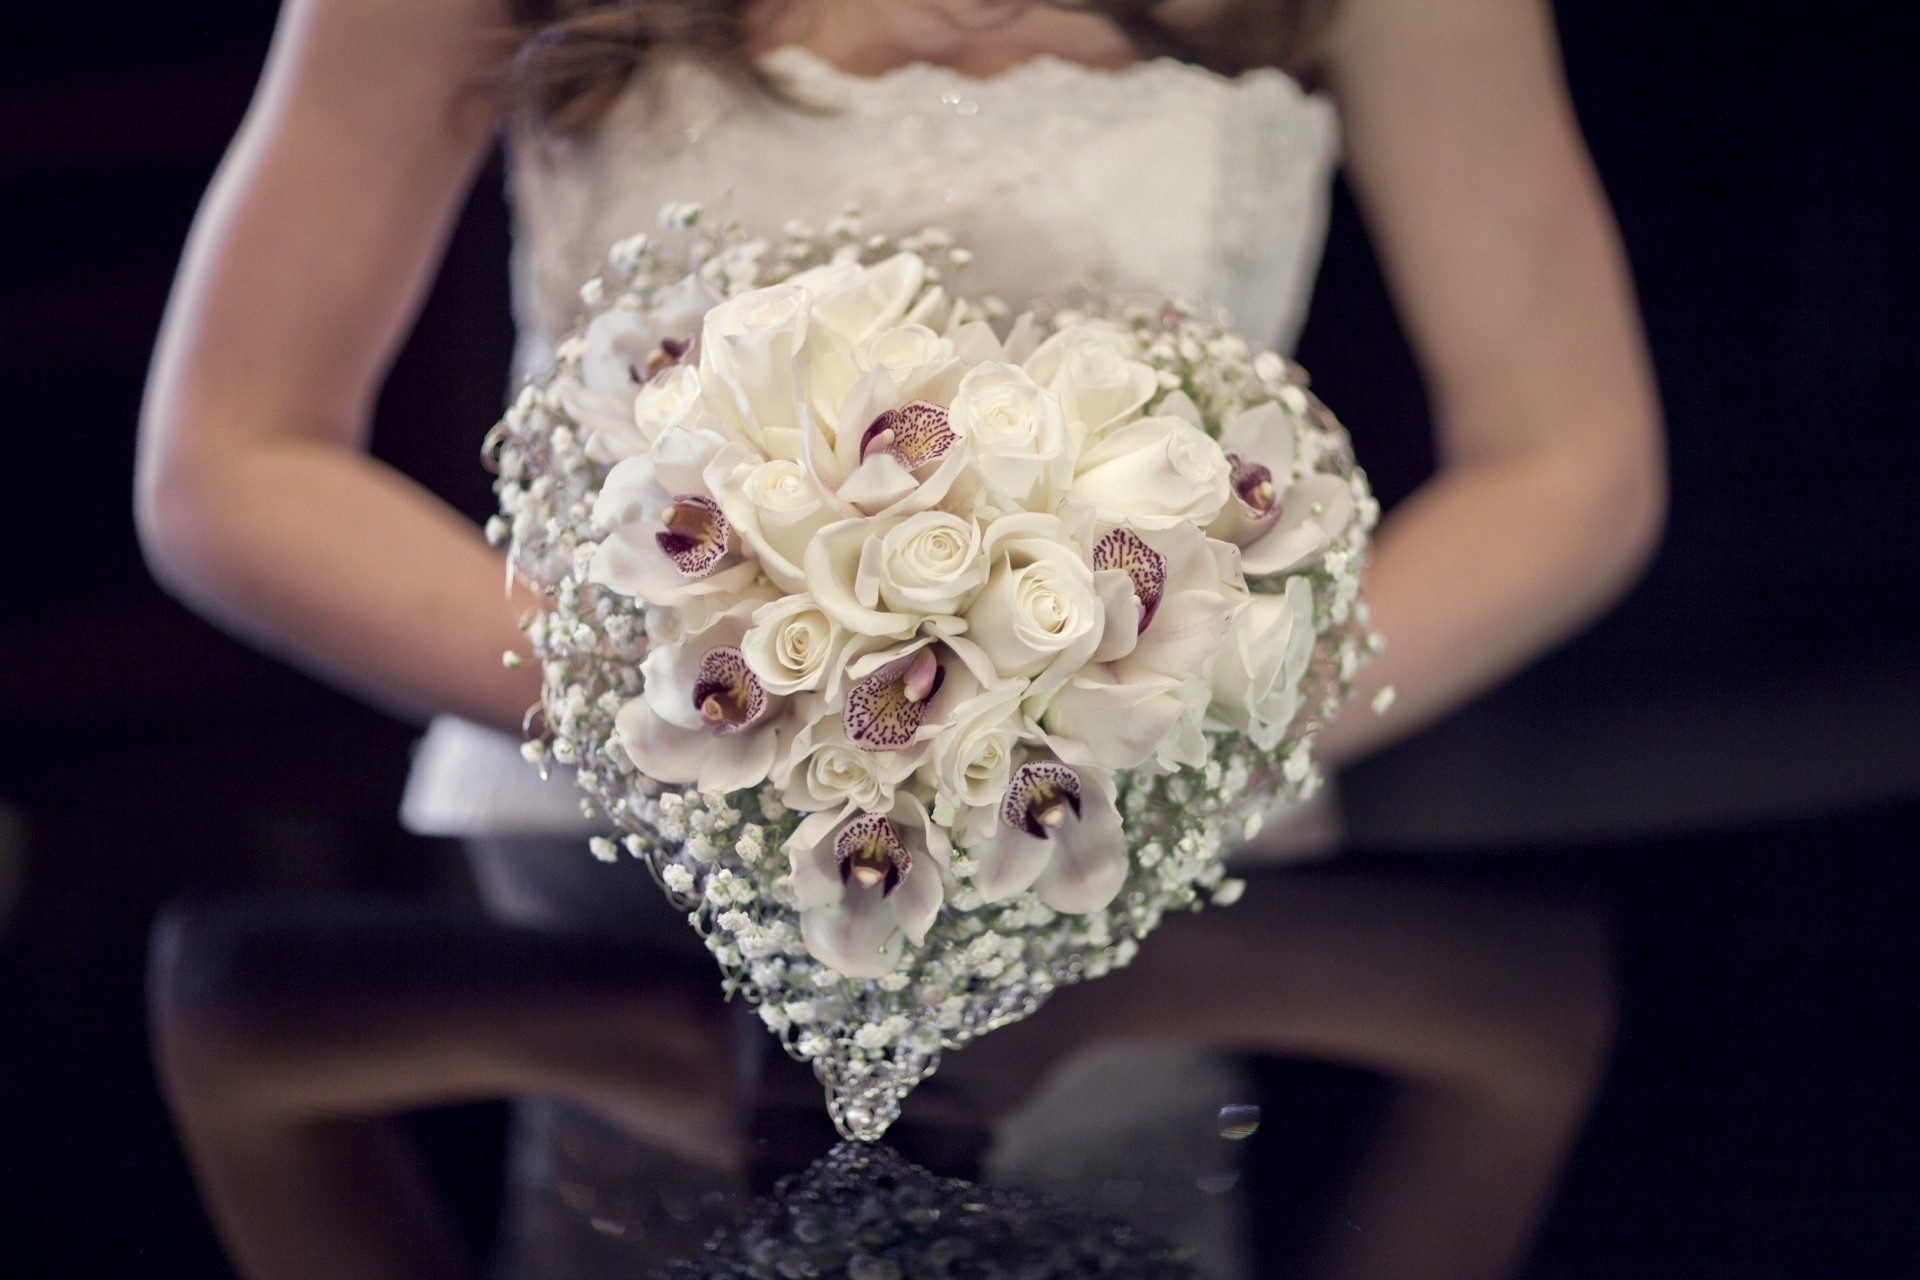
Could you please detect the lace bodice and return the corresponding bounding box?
[402,44,1341,838]
[508,45,1338,381]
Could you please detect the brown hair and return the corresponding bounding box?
[501,1,1338,136]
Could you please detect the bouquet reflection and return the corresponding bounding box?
[149,867,1612,1280]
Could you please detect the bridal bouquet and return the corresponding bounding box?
[488,205,1381,1138]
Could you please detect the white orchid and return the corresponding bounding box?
[1085,522,1242,675]
[828,632,998,762]
[796,298,1001,468]
[790,287,1011,523]
[786,793,951,978]
[804,373,977,519]
[613,598,799,794]
[965,756,1127,913]
[589,426,760,630]
[1210,401,1355,576]
[1039,522,1238,772]
[561,273,719,464]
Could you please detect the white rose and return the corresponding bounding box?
[780,714,916,814]
[697,281,811,457]
[927,679,1036,834]
[741,594,844,695]
[786,252,926,345]
[964,513,1104,700]
[946,362,1074,511]
[1208,576,1316,749]
[710,455,833,591]
[803,517,919,641]
[1070,415,1232,528]
[863,324,956,390]
[1023,324,1157,439]
[876,511,986,617]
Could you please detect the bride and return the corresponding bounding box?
[136,1,1665,1277]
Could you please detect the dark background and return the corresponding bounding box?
[2,2,1916,1276]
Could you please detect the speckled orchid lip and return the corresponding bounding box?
[655,494,733,577]
[834,812,911,895]
[844,648,945,751]
[1000,760,1084,839]
[690,644,767,735]
[1092,528,1167,635]
[859,401,957,472]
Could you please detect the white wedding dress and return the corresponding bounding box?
[404,43,1343,1279]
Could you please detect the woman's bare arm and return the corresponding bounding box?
[135,0,541,732]
[149,901,734,1280]
[1309,0,1667,762]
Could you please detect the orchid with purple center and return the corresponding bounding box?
[589,426,759,629]
[787,794,950,978]
[1210,401,1355,576]
[833,400,964,515]
[613,599,795,793]
[559,272,719,464]
[1042,521,1238,772]
[968,757,1126,913]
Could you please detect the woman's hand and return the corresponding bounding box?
[1310,0,1668,763]
[135,0,541,732]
